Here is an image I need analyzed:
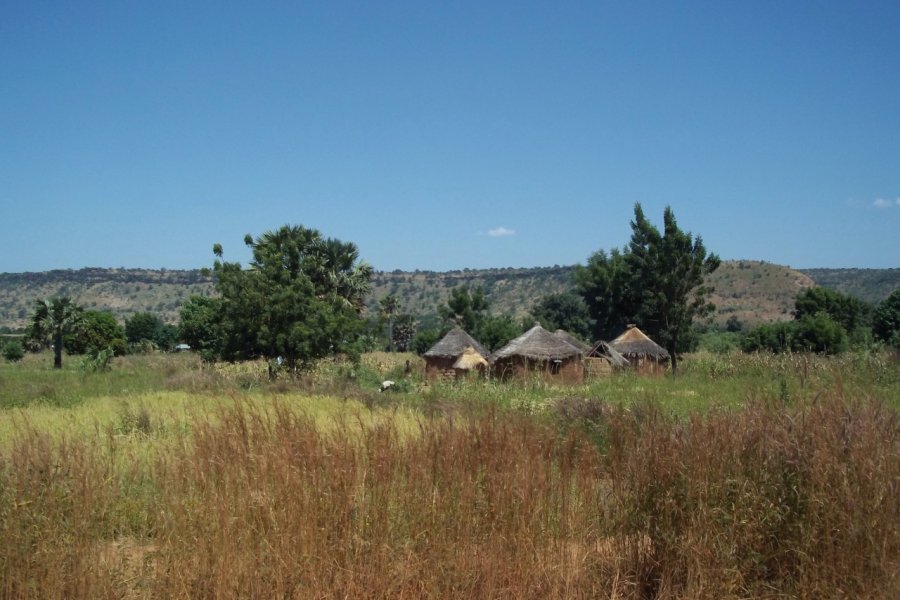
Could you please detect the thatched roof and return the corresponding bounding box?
[610,326,670,360]
[554,329,591,353]
[452,346,489,370]
[424,327,490,359]
[587,340,630,368]
[494,325,583,361]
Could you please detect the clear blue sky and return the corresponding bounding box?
[2,1,899,273]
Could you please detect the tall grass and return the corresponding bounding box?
[2,389,897,598]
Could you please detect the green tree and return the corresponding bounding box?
[793,312,848,354]
[391,313,418,352]
[575,204,720,374]
[212,225,372,370]
[64,310,126,356]
[125,312,163,345]
[529,292,593,340]
[438,285,488,333]
[379,295,400,351]
[793,287,872,337]
[873,289,900,348]
[27,297,84,368]
[477,314,522,352]
[178,296,223,358]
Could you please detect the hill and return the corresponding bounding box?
[1,263,897,332]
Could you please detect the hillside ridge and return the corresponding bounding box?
[1,263,897,330]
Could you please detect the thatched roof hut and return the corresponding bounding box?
[609,325,669,375]
[494,325,584,383]
[553,329,591,353]
[424,327,491,380]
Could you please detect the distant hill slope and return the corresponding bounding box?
[799,268,900,305]
[1,263,896,331]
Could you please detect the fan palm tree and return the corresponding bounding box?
[379,295,400,351]
[29,297,84,369]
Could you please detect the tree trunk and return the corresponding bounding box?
[54,329,63,369]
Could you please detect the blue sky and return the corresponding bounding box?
[2,1,899,273]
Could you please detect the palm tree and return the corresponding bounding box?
[29,297,84,369]
[379,295,400,351]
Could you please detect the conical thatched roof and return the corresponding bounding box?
[610,326,669,360]
[494,325,583,361]
[554,329,591,353]
[587,340,630,368]
[424,327,490,359]
[452,346,489,370]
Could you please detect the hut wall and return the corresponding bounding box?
[426,356,486,381]
[583,357,613,379]
[628,356,667,376]
[425,356,457,381]
[494,356,583,384]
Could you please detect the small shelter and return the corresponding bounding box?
[583,340,629,379]
[553,329,628,379]
[424,327,491,381]
[609,325,669,375]
[493,324,584,384]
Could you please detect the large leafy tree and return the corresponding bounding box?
[178,295,223,358]
[575,204,720,374]
[64,310,126,356]
[213,225,372,370]
[28,297,84,368]
[793,287,872,335]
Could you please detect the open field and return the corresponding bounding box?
[1,351,899,598]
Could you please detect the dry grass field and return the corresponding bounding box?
[1,350,898,598]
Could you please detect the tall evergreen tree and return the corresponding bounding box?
[575,204,720,374]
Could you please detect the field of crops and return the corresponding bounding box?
[1,350,898,598]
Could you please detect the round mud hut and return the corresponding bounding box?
[493,324,584,384]
[609,325,669,375]
[424,327,491,381]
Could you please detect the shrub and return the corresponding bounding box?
[2,339,24,362]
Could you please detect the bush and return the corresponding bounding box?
[2,340,25,362]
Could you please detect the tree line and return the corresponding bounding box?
[6,210,899,371]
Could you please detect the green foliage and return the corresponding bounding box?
[64,310,126,356]
[529,292,593,340]
[2,339,24,362]
[412,327,445,355]
[575,204,720,373]
[391,313,417,352]
[741,322,796,354]
[379,295,400,351]
[212,225,372,370]
[125,312,177,352]
[27,297,84,368]
[438,285,488,332]
[477,314,522,352]
[794,286,872,333]
[81,347,115,372]
[178,295,223,358]
[741,313,847,355]
[873,289,900,348]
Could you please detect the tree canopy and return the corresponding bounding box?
[575,204,720,374]
[27,297,84,368]
[211,225,372,370]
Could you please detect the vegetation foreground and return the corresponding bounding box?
[1,351,899,599]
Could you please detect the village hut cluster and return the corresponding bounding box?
[424,323,669,384]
